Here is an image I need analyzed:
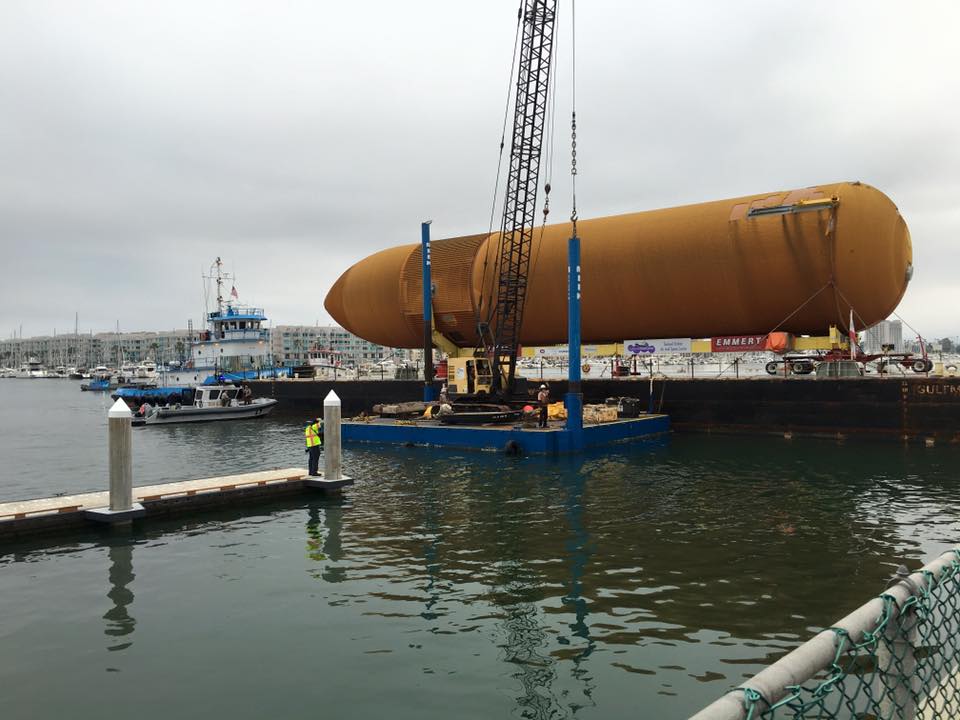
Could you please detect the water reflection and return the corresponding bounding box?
[4,431,952,720]
[559,473,596,712]
[305,438,960,715]
[420,478,443,622]
[103,538,136,652]
[500,593,559,720]
[306,500,345,583]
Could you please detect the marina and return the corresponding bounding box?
[2,1,960,718]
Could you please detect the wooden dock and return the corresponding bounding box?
[0,468,352,541]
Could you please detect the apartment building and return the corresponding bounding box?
[0,330,195,368]
[270,325,396,366]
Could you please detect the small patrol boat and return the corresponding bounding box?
[80,366,115,391]
[132,385,277,426]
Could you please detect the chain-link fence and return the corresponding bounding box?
[691,549,960,720]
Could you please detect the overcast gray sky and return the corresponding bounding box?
[1,0,957,339]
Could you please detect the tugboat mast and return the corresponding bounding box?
[215,256,224,315]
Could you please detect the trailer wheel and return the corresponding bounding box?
[911,359,929,373]
[876,360,887,373]
[765,361,780,375]
[790,361,814,375]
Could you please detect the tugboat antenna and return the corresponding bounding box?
[215,257,223,315]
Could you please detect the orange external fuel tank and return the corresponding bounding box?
[324,182,912,348]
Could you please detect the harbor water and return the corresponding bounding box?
[2,379,959,719]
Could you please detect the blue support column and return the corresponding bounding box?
[421,221,436,402]
[566,235,583,433]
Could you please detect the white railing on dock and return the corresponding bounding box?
[691,549,960,720]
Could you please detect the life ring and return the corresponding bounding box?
[582,363,591,374]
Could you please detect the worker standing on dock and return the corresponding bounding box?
[305,417,324,476]
[537,384,550,428]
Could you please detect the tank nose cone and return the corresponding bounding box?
[323,270,349,329]
[323,244,422,348]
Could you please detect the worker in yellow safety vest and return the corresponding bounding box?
[304,417,324,476]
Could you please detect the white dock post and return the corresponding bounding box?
[85,399,145,524]
[305,389,352,492]
[109,398,133,511]
[324,390,342,481]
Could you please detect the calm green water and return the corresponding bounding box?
[1,380,959,719]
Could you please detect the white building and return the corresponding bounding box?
[0,330,195,369]
[270,325,396,367]
[3,323,402,371]
[862,319,903,353]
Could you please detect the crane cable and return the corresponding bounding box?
[569,0,578,239]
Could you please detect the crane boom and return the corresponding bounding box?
[481,0,558,397]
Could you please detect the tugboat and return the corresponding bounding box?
[159,257,289,386]
[132,385,277,426]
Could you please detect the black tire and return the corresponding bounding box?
[789,361,812,375]
[765,361,780,375]
[912,359,928,373]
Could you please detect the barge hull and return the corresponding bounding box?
[252,377,960,443]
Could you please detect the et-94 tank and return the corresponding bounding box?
[324,182,912,348]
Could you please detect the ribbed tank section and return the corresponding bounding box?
[399,233,488,346]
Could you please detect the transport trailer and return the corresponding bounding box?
[764,351,934,376]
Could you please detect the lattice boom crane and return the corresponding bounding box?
[478,0,558,397]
